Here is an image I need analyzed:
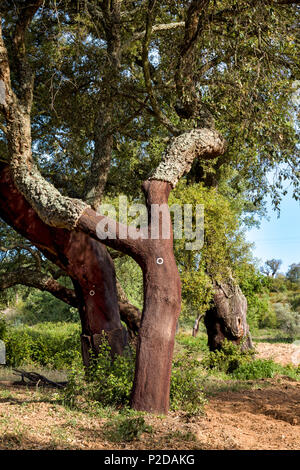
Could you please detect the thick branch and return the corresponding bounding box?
[0,270,78,307]
[175,0,210,102]
[141,1,180,135]
[124,21,185,49]
[149,128,226,188]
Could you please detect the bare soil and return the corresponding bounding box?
[255,341,300,366]
[0,342,299,450]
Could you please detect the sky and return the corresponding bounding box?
[246,190,300,275]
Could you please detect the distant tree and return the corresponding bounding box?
[286,263,300,284]
[261,259,282,277]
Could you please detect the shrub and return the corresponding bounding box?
[63,339,135,409]
[18,291,79,325]
[3,322,81,368]
[175,333,207,354]
[202,339,255,374]
[64,338,207,415]
[231,359,276,380]
[247,295,277,329]
[103,415,152,442]
[273,303,300,339]
[4,327,34,366]
[290,294,300,314]
[170,353,207,415]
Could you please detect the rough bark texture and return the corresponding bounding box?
[129,180,182,413]
[0,163,131,358]
[204,279,253,351]
[149,128,226,188]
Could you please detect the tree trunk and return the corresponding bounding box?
[130,181,181,414]
[0,163,128,361]
[204,278,253,351]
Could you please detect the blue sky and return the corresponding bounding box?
[246,190,300,275]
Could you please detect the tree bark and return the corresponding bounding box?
[204,278,253,351]
[0,163,130,360]
[130,180,182,413]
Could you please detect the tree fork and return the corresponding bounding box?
[0,163,140,357]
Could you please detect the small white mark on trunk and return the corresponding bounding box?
[156,258,164,264]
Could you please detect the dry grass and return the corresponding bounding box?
[0,375,299,450]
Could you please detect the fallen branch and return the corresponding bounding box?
[12,369,67,389]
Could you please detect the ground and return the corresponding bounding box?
[0,342,299,450]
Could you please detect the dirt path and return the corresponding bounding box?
[0,377,299,450]
[255,341,300,366]
[0,342,299,450]
[197,378,300,449]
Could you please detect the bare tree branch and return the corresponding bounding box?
[0,269,79,307]
[141,0,180,135]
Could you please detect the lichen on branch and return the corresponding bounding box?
[10,160,89,230]
[149,128,226,188]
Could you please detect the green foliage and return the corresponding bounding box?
[202,339,255,374]
[249,295,277,329]
[272,303,300,339]
[170,182,255,320]
[290,294,300,314]
[175,333,207,355]
[232,359,300,381]
[63,339,135,409]
[170,353,207,415]
[114,256,143,310]
[238,266,276,328]
[268,275,288,293]
[2,322,80,368]
[231,359,277,380]
[103,415,153,443]
[64,337,207,415]
[18,291,79,325]
[201,338,300,381]
[286,263,300,284]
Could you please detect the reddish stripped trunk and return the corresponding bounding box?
[0,163,127,360]
[130,181,181,413]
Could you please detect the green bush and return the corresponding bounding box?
[18,291,79,325]
[170,353,206,415]
[273,303,300,339]
[103,415,153,442]
[64,338,207,415]
[247,295,277,329]
[4,327,34,366]
[231,359,276,380]
[290,294,300,314]
[202,339,255,374]
[3,322,81,368]
[175,333,208,354]
[63,339,135,409]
